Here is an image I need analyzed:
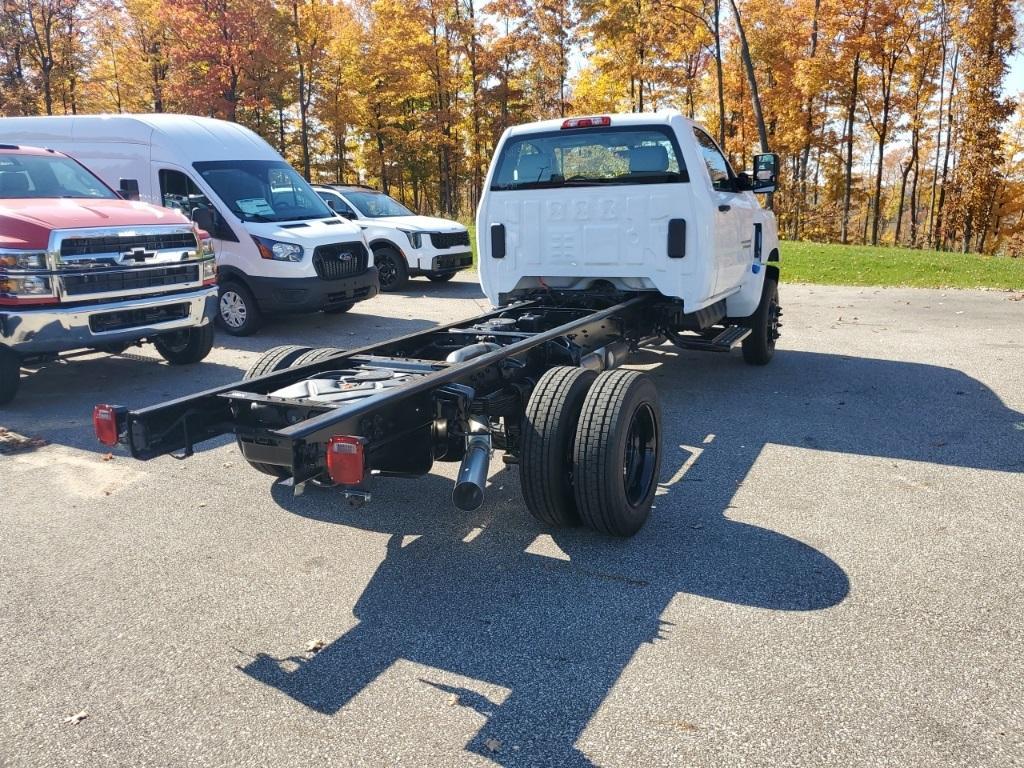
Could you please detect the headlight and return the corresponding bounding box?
[400,229,423,249]
[200,258,217,282]
[0,275,54,296]
[0,250,47,269]
[200,237,214,257]
[252,235,303,262]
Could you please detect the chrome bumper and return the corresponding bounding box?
[0,287,218,355]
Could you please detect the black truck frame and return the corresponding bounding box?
[95,285,777,536]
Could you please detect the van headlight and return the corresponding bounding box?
[0,250,47,269]
[399,229,423,249]
[252,235,304,262]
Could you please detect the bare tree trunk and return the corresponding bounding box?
[933,46,959,250]
[840,53,860,243]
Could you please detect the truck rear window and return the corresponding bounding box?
[490,127,687,190]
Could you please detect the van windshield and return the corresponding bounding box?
[193,160,334,223]
[0,153,116,199]
[490,127,687,190]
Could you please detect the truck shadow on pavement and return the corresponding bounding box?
[241,350,1021,766]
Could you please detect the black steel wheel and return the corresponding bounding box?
[374,247,409,292]
[0,346,21,406]
[742,276,781,366]
[573,369,662,537]
[519,366,597,528]
[239,344,312,478]
[153,324,215,365]
[218,280,263,336]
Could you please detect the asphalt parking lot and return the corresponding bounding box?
[1,274,1022,767]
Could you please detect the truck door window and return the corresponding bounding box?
[159,169,236,241]
[692,129,733,192]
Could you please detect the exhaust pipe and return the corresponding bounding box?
[452,422,491,511]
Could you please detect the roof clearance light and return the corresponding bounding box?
[326,435,366,485]
[561,116,612,129]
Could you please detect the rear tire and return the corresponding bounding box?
[427,272,456,283]
[240,344,312,478]
[153,324,215,365]
[573,369,662,537]
[741,277,780,366]
[0,346,21,406]
[290,347,346,368]
[218,280,263,336]
[519,366,597,528]
[374,247,409,292]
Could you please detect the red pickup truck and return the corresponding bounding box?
[0,144,218,404]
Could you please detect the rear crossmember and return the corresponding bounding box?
[94,290,750,518]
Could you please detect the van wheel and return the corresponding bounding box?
[374,247,408,292]
[0,347,21,406]
[239,344,312,478]
[742,277,780,366]
[573,370,662,537]
[427,272,456,283]
[153,324,215,365]
[519,366,597,528]
[218,280,263,336]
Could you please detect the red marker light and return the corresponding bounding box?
[93,404,124,446]
[561,116,612,129]
[326,435,366,485]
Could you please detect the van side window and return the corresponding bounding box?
[159,169,236,241]
[692,129,733,192]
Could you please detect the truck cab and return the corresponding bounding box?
[313,185,472,292]
[476,111,779,324]
[0,144,217,404]
[0,115,380,336]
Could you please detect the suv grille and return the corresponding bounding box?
[429,231,470,249]
[62,265,200,296]
[60,233,197,257]
[313,242,368,280]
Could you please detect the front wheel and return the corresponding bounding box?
[741,277,781,366]
[427,272,456,283]
[218,280,263,336]
[374,247,409,292]
[0,346,21,406]
[153,324,215,365]
[573,369,662,537]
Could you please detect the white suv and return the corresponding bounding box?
[314,185,472,291]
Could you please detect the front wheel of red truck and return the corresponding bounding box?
[154,324,215,365]
[0,347,21,405]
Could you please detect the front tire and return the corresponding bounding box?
[427,272,456,283]
[218,280,263,336]
[0,346,21,406]
[741,276,780,366]
[374,247,409,292]
[153,324,215,365]
[519,366,597,528]
[573,369,662,537]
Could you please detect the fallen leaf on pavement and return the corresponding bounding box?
[101,453,114,462]
[63,710,88,725]
[305,639,326,654]
[484,738,502,753]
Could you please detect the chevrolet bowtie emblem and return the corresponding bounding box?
[122,248,155,262]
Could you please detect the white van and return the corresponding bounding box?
[0,114,379,335]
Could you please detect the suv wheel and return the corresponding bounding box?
[374,247,409,292]
[218,280,263,336]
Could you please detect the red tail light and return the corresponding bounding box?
[561,116,611,129]
[93,404,125,446]
[326,436,366,485]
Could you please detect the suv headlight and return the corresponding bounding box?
[0,250,47,269]
[252,236,303,262]
[399,229,423,249]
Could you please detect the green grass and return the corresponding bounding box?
[781,240,1024,290]
[465,221,1023,290]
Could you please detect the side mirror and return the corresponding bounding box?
[192,206,215,234]
[751,153,778,193]
[119,178,140,201]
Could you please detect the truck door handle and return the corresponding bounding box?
[718,204,731,212]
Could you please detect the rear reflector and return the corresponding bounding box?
[326,435,366,485]
[561,116,612,129]
[93,404,125,446]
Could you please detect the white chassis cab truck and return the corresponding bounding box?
[91,112,781,538]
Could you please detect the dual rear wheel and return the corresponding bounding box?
[520,366,662,537]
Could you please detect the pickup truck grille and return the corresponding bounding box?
[62,265,200,297]
[61,233,197,258]
[313,242,368,280]
[429,231,469,249]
